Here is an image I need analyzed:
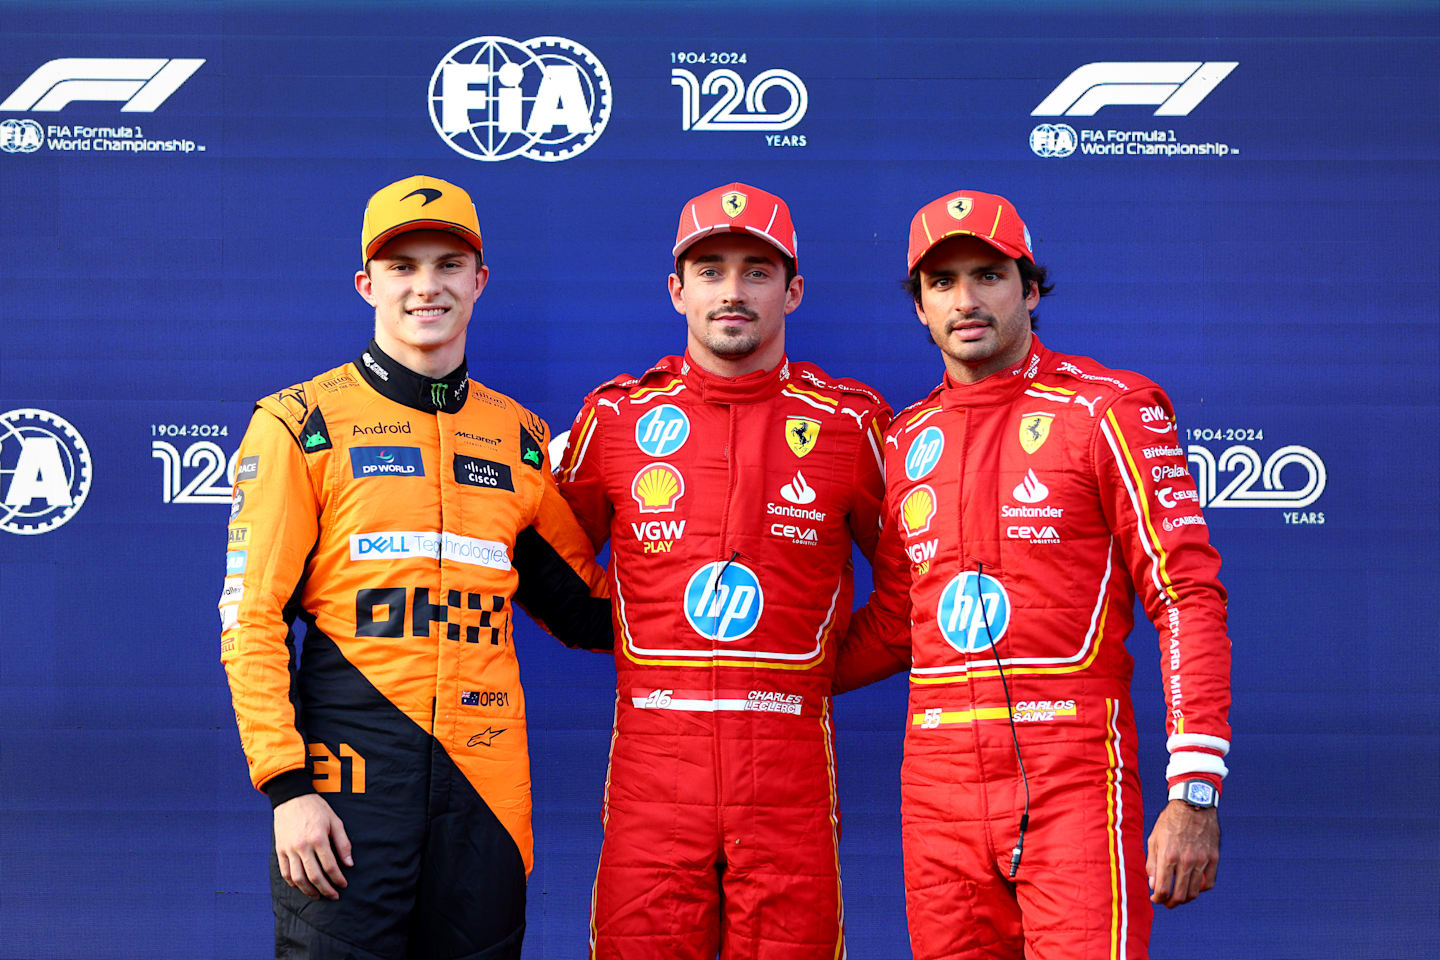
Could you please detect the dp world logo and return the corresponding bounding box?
[0,409,93,535]
[1029,123,1077,158]
[429,35,612,162]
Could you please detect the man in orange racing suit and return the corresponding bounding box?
[843,189,1232,960]
[220,176,612,959]
[555,183,891,959]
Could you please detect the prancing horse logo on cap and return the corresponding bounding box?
[403,188,443,206]
[722,191,747,217]
[946,197,973,221]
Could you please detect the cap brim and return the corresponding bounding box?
[365,220,483,261]
[672,223,795,263]
[909,229,1029,272]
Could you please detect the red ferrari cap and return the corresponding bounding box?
[673,182,798,267]
[907,190,1033,272]
[362,175,483,263]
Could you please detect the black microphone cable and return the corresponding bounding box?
[976,560,1030,878]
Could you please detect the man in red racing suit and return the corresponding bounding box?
[843,189,1232,960]
[555,183,891,959]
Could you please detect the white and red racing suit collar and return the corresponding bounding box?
[679,350,789,404]
[938,338,1051,409]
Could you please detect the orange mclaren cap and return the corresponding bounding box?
[907,190,1033,272]
[673,182,798,267]
[361,175,483,263]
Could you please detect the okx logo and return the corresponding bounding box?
[1,58,204,112]
[0,409,92,535]
[1033,62,1236,117]
[429,36,612,162]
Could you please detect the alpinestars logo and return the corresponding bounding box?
[1,58,205,112]
[429,36,612,162]
[1032,62,1237,117]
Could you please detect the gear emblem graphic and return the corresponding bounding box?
[429,35,612,163]
[0,408,93,535]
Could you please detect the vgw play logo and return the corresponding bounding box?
[0,409,92,535]
[429,36,612,162]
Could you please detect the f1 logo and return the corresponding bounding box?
[1,58,205,112]
[1032,61,1236,117]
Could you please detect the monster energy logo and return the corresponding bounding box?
[430,383,448,407]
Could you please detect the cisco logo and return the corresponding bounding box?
[429,35,612,162]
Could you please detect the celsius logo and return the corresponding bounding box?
[429,36,612,162]
[1029,122,1077,158]
[1,119,43,153]
[672,68,807,131]
[0,409,92,535]
[1033,62,1237,117]
[1,58,204,112]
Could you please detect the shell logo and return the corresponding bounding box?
[631,462,685,513]
[901,484,937,537]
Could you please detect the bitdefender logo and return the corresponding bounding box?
[429,36,612,162]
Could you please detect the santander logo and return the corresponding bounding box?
[781,471,817,505]
[1012,469,1049,504]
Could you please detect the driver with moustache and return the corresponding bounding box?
[555,183,891,959]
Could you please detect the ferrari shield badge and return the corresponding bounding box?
[946,197,974,221]
[786,417,821,457]
[1018,412,1053,454]
[721,191,748,218]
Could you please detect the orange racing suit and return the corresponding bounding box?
[220,340,611,959]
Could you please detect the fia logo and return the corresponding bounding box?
[0,409,92,535]
[672,68,807,132]
[429,36,612,162]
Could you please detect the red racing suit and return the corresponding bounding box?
[556,353,890,960]
[846,339,1231,960]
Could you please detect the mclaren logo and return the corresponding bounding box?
[1032,61,1237,117]
[402,188,443,205]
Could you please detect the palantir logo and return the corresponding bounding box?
[1033,62,1237,117]
[0,409,92,535]
[1,58,204,112]
[429,36,612,162]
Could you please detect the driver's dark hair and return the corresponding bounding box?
[903,257,1053,327]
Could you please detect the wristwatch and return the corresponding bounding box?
[1169,779,1219,809]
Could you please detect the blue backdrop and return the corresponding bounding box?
[2,2,1437,957]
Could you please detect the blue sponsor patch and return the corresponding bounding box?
[226,550,247,575]
[350,446,425,478]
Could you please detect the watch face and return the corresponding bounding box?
[1185,781,1217,806]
